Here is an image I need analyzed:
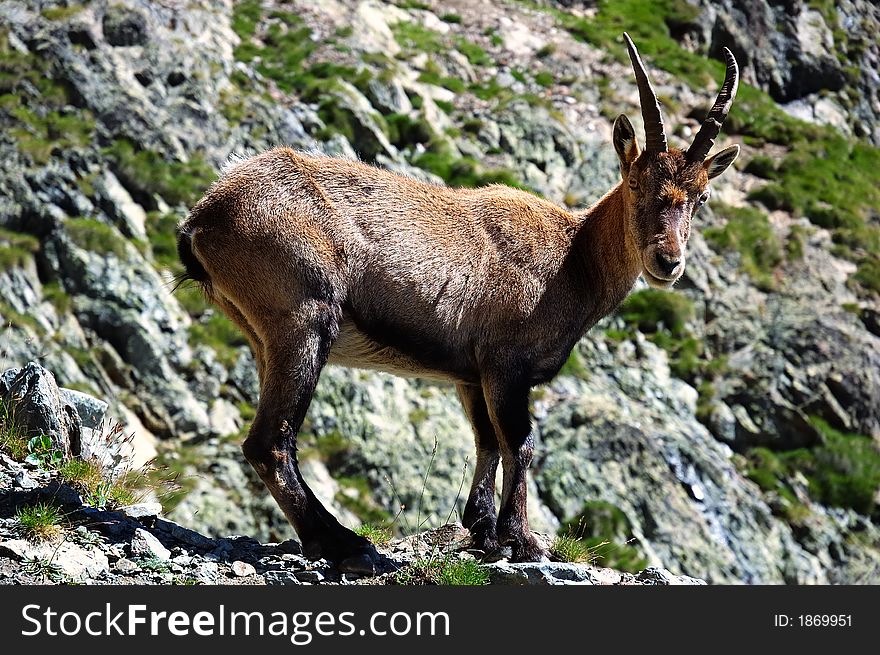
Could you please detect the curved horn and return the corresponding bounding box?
[623,32,668,153]
[687,47,740,164]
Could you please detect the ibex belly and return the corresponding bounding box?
[329,319,471,383]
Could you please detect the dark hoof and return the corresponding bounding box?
[467,534,502,561]
[509,537,550,563]
[480,544,513,563]
[339,551,380,576]
[304,534,382,576]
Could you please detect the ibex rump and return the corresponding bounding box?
[177,35,740,574]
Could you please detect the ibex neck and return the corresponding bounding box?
[570,182,642,320]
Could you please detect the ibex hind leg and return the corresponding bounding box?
[242,300,379,574]
[483,375,549,563]
[456,383,501,556]
[211,291,266,388]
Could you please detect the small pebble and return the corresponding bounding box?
[232,560,256,577]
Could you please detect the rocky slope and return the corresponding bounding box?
[0,362,701,585]
[0,0,878,584]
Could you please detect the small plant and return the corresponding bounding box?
[354,523,393,546]
[65,218,129,259]
[25,434,63,469]
[704,204,782,291]
[394,554,489,586]
[552,533,595,564]
[16,502,64,541]
[0,398,28,460]
[533,71,554,87]
[134,556,172,573]
[22,557,67,582]
[173,576,202,585]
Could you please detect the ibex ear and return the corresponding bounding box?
[613,114,640,174]
[703,144,740,179]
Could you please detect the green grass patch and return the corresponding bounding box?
[65,218,128,258]
[704,203,783,291]
[744,417,880,517]
[744,133,880,296]
[395,555,489,586]
[188,311,248,367]
[412,141,525,189]
[392,21,446,56]
[335,475,390,525]
[552,534,594,563]
[0,398,28,460]
[104,139,215,208]
[558,500,648,572]
[16,502,64,541]
[146,212,182,271]
[41,280,71,314]
[454,37,491,67]
[558,349,588,379]
[354,522,393,546]
[40,5,84,20]
[0,228,39,271]
[743,154,778,179]
[230,0,262,40]
[533,71,554,87]
[58,457,137,509]
[616,289,716,381]
[618,288,694,337]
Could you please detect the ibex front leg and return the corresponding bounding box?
[483,375,549,562]
[242,301,378,574]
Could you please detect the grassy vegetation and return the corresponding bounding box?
[103,139,214,207]
[392,21,446,57]
[16,502,64,541]
[335,476,391,525]
[41,280,71,314]
[745,135,880,295]
[0,228,39,272]
[0,28,96,165]
[557,500,648,572]
[394,554,490,585]
[145,212,182,271]
[744,417,880,517]
[58,458,136,509]
[0,398,28,460]
[412,143,524,189]
[617,288,704,379]
[704,204,783,291]
[40,5,84,21]
[65,218,128,258]
[552,533,594,563]
[558,349,589,379]
[188,311,248,367]
[354,523,393,546]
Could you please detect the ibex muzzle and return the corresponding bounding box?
[176,34,740,574]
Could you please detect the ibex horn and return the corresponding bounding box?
[623,32,668,154]
[687,47,740,163]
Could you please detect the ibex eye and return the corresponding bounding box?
[697,191,710,206]
[628,178,638,190]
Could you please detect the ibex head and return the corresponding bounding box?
[613,33,740,289]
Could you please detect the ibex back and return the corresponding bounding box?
[176,34,741,574]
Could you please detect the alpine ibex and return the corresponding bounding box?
[176,34,740,573]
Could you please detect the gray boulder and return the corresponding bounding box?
[0,362,82,459]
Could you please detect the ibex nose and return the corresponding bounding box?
[654,251,681,277]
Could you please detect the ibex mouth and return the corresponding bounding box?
[641,267,677,289]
